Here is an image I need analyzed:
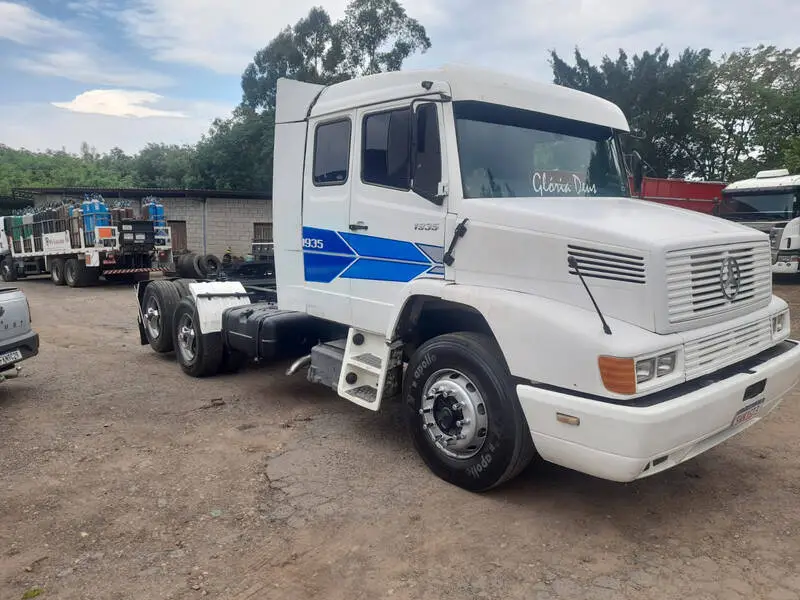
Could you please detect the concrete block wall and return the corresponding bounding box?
[204,198,272,257]
[160,197,205,254]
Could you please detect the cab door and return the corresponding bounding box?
[346,100,448,334]
[300,114,355,324]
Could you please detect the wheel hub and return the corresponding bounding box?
[176,314,196,361]
[143,298,161,338]
[420,369,489,459]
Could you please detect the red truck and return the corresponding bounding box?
[629,175,727,214]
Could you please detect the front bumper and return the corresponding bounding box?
[517,339,800,482]
[772,258,799,274]
[0,330,39,372]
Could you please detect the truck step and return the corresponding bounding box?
[349,385,378,403]
[350,352,383,374]
[337,328,403,412]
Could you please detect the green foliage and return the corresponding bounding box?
[551,44,800,181]
[241,0,430,111]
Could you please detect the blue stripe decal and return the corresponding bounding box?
[340,232,429,263]
[302,226,443,283]
[341,259,431,282]
[304,253,357,283]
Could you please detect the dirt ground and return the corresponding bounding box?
[1,276,799,600]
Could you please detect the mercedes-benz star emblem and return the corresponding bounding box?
[719,256,741,300]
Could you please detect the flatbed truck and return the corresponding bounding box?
[0,208,173,286]
[135,65,800,491]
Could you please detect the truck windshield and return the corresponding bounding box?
[453,100,630,199]
[719,191,797,221]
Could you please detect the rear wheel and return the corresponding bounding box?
[403,332,536,492]
[1,256,18,282]
[173,296,223,377]
[141,280,181,353]
[64,258,79,287]
[50,258,66,285]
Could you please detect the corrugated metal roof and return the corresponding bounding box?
[11,187,272,200]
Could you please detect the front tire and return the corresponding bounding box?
[1,256,17,282]
[404,332,536,492]
[173,296,223,377]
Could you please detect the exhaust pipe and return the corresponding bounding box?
[286,354,311,376]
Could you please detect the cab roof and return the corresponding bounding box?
[276,64,630,132]
[723,169,800,193]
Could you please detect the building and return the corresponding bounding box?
[10,187,273,258]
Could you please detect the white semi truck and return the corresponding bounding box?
[135,66,800,492]
[719,169,800,276]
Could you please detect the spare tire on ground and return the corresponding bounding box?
[202,254,221,276]
[176,253,198,278]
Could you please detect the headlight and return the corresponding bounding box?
[656,352,677,377]
[636,358,656,383]
[772,311,789,338]
[600,350,681,395]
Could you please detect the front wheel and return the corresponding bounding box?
[1,256,17,282]
[404,332,536,492]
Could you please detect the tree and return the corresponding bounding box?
[192,107,275,191]
[132,143,197,188]
[550,46,715,179]
[241,0,431,111]
[334,0,430,76]
[785,138,800,173]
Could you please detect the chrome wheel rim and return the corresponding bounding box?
[143,296,161,339]
[177,313,196,362]
[420,368,489,460]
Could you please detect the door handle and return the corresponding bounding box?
[349,222,368,231]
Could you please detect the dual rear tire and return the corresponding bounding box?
[141,279,247,377]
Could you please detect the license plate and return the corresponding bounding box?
[0,349,23,366]
[731,397,765,427]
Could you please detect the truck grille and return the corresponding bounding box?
[567,245,646,284]
[684,319,772,379]
[665,241,771,323]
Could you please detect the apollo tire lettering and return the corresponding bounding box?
[413,352,436,379]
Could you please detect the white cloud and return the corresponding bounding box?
[0,1,73,44]
[52,89,187,118]
[119,0,442,74]
[1,98,231,153]
[2,1,173,89]
[405,0,800,81]
[15,51,174,88]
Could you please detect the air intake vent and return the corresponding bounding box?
[567,245,646,284]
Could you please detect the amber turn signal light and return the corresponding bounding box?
[598,356,636,395]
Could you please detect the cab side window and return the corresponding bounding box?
[362,108,411,190]
[313,119,351,186]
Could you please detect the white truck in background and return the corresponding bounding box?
[718,169,800,276]
[135,65,800,492]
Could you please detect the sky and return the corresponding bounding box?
[1,0,799,155]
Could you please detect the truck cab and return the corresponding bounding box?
[139,65,800,492]
[719,169,800,275]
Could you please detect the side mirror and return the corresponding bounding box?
[631,150,644,196]
[411,103,444,205]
